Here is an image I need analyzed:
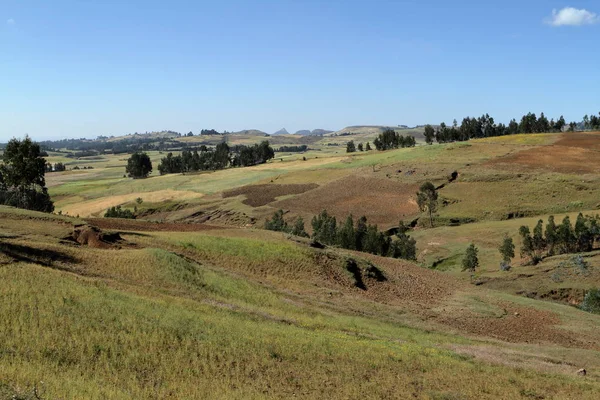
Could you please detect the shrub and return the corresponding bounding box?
[264,209,288,232]
[581,289,600,314]
[104,205,135,219]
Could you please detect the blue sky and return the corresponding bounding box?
[1,0,599,140]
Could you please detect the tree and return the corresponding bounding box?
[365,142,372,151]
[265,209,288,232]
[424,125,435,145]
[557,216,575,254]
[311,210,338,245]
[416,182,438,228]
[519,226,536,263]
[337,215,356,249]
[346,140,356,153]
[354,216,368,251]
[104,205,135,219]
[498,235,515,269]
[575,213,593,252]
[545,215,558,256]
[532,219,545,253]
[357,142,364,151]
[392,231,417,260]
[462,244,479,273]
[290,216,308,237]
[126,152,152,178]
[0,136,54,212]
[0,136,47,189]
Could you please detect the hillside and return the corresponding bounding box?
[4,131,600,398]
[2,205,600,399]
[327,125,426,141]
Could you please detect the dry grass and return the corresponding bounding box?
[2,209,600,398]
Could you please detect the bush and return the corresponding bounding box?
[0,188,54,213]
[126,152,152,178]
[581,289,600,314]
[104,205,135,219]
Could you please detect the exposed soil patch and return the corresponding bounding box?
[345,252,460,308]
[86,218,225,232]
[275,176,419,227]
[437,300,590,348]
[487,132,600,174]
[222,183,318,207]
[71,225,126,249]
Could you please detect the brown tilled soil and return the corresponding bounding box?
[339,252,594,348]
[275,175,419,227]
[487,132,600,174]
[350,252,460,307]
[435,300,595,349]
[222,183,319,207]
[86,218,225,232]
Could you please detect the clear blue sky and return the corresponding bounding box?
[1,0,599,140]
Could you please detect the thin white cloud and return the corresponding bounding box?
[6,18,15,25]
[546,7,599,26]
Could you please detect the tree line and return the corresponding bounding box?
[583,113,600,131]
[346,141,372,153]
[277,145,308,152]
[518,214,600,265]
[424,111,600,145]
[156,141,274,175]
[373,129,416,150]
[264,209,417,261]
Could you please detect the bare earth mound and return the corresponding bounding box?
[222,183,318,207]
[487,132,600,174]
[275,175,419,227]
[71,225,123,249]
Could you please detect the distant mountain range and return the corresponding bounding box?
[272,128,290,135]
[271,128,334,136]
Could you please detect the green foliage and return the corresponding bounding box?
[158,142,274,175]
[0,136,47,189]
[337,215,356,249]
[277,145,307,152]
[373,129,416,151]
[416,182,438,228]
[433,111,579,144]
[289,217,309,238]
[392,231,417,261]
[125,152,152,178]
[462,243,479,272]
[310,210,416,261]
[498,235,515,263]
[264,209,288,232]
[264,211,309,238]
[311,210,338,244]
[557,216,575,254]
[424,125,435,144]
[0,136,54,212]
[365,142,372,151]
[581,289,600,314]
[357,142,364,152]
[346,140,356,153]
[233,141,275,167]
[519,214,600,264]
[545,216,558,255]
[104,205,135,219]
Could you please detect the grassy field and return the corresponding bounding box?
[4,132,600,398]
[2,208,600,399]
